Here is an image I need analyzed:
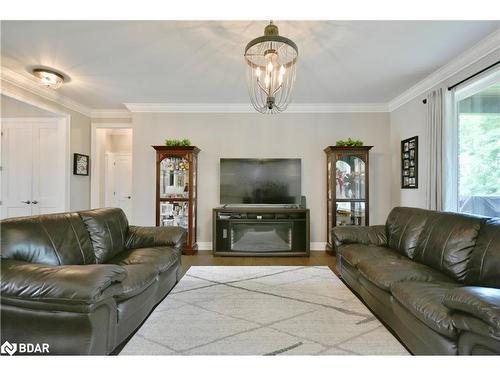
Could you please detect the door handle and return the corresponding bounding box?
[21,200,31,204]
[126,196,131,199]
[32,200,39,204]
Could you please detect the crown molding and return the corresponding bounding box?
[288,103,388,113]
[90,109,131,119]
[388,28,500,112]
[1,66,92,117]
[124,102,389,113]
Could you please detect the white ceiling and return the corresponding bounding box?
[1,21,499,110]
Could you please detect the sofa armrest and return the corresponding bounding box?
[126,225,186,251]
[1,260,127,305]
[332,225,387,248]
[444,286,500,332]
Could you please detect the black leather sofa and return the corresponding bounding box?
[333,206,500,355]
[1,208,185,355]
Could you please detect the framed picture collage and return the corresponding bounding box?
[401,136,418,189]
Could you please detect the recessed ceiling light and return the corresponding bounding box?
[32,68,65,89]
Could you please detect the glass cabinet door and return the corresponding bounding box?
[159,201,189,228]
[336,201,366,226]
[335,155,365,200]
[159,156,190,199]
[335,153,367,227]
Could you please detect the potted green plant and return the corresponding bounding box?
[335,138,364,147]
[164,139,192,146]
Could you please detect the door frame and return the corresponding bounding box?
[90,122,132,209]
[1,117,69,214]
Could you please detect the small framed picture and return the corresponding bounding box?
[401,136,418,189]
[73,153,89,176]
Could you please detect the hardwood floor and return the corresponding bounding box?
[180,250,337,276]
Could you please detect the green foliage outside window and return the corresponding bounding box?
[458,113,500,201]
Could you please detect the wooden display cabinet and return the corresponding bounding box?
[324,146,372,253]
[153,146,200,255]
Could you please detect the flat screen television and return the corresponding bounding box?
[220,158,301,205]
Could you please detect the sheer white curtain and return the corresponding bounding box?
[425,88,444,210]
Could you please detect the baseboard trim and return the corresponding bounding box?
[195,242,326,252]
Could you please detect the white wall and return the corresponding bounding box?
[108,132,132,153]
[131,112,391,244]
[1,95,59,117]
[389,49,500,209]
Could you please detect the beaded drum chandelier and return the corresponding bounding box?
[244,21,298,114]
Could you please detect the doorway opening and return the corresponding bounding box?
[91,127,133,219]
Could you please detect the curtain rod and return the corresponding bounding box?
[422,59,500,104]
[448,60,500,91]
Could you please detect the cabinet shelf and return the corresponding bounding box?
[159,197,189,202]
[335,198,367,203]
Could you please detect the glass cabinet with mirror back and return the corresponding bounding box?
[324,146,372,253]
[153,146,200,254]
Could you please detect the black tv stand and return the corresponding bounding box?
[212,206,310,257]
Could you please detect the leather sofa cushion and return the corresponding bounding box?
[357,257,453,291]
[115,264,158,301]
[458,331,500,355]
[340,244,401,268]
[107,247,179,274]
[465,218,500,288]
[452,313,500,340]
[391,281,459,339]
[413,212,483,281]
[1,259,126,304]
[385,207,430,258]
[79,208,129,263]
[443,286,500,331]
[1,212,95,265]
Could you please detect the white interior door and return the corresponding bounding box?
[1,118,66,219]
[106,153,132,218]
[31,121,66,215]
[1,121,33,218]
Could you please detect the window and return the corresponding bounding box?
[453,74,500,217]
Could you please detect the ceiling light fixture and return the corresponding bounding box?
[244,21,298,114]
[32,68,65,89]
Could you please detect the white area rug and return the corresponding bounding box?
[121,266,409,355]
